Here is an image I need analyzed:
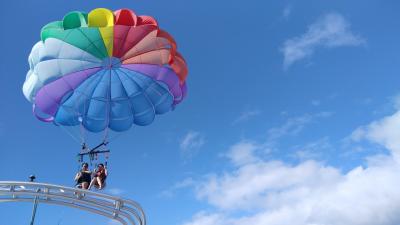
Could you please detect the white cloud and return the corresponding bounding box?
[351,110,400,160]
[183,108,400,225]
[180,131,205,159]
[195,160,342,212]
[225,141,260,166]
[233,110,261,125]
[281,12,365,69]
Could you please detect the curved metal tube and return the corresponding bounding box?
[0,181,146,225]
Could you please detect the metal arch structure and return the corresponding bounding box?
[0,181,146,225]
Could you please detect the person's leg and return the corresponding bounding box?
[82,182,89,189]
[88,178,97,190]
[96,177,103,189]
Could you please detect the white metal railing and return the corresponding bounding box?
[0,181,146,225]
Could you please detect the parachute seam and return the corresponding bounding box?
[118,25,157,59]
[80,70,109,124]
[122,48,170,64]
[59,68,103,123]
[118,68,156,119]
[120,31,162,60]
[114,25,133,57]
[58,69,106,127]
[77,28,108,59]
[113,68,136,124]
[122,64,182,102]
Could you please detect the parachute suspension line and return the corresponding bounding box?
[107,130,125,143]
[57,85,88,146]
[104,150,110,167]
[103,127,110,145]
[79,122,87,147]
[57,123,81,144]
[60,80,93,145]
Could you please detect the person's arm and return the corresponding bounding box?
[104,168,108,177]
[74,172,81,181]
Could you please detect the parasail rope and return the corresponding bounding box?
[57,123,81,144]
[79,122,87,146]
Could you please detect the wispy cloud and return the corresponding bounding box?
[232,110,261,125]
[391,93,400,110]
[291,137,333,160]
[161,178,195,198]
[311,100,320,106]
[180,131,205,159]
[267,115,312,141]
[281,12,365,69]
[370,93,400,116]
[267,112,333,142]
[282,4,292,20]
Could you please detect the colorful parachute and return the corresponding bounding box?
[23,8,188,133]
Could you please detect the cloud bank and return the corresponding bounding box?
[182,109,400,225]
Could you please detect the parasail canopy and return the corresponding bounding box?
[23,8,188,133]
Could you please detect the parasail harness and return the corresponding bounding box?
[77,141,110,168]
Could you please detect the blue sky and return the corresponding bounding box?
[2,0,400,225]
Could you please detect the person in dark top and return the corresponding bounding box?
[74,163,92,189]
[89,163,108,190]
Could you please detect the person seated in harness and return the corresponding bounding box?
[89,163,108,190]
[74,163,92,189]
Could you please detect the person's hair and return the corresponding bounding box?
[98,163,104,167]
[82,163,89,167]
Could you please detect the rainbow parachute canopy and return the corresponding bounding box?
[23,8,188,133]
